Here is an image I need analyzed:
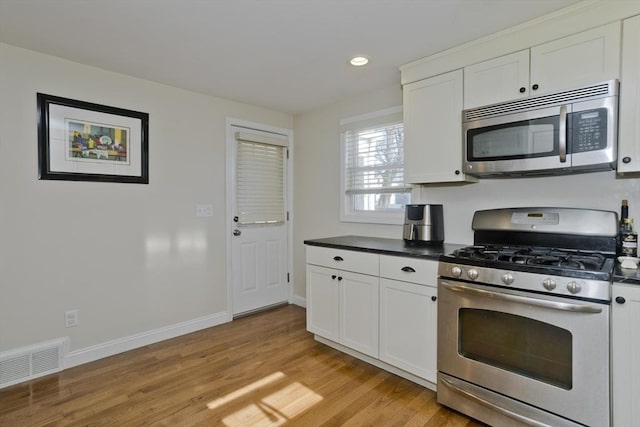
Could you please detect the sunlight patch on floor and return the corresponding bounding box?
[207,372,286,410]
[222,382,323,426]
[206,371,324,425]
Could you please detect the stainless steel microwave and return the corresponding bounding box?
[462,80,619,177]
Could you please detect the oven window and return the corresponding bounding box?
[459,308,572,389]
[467,116,558,161]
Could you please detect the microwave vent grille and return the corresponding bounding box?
[464,81,616,121]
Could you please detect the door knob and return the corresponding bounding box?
[233,229,241,236]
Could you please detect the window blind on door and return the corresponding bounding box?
[235,133,286,225]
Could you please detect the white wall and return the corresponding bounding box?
[293,83,640,299]
[293,85,405,299]
[418,172,640,245]
[0,43,292,357]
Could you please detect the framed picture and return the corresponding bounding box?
[37,93,149,184]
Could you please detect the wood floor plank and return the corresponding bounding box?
[0,305,483,426]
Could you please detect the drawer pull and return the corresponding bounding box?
[333,256,344,261]
[337,276,343,281]
[331,275,337,280]
[401,266,416,273]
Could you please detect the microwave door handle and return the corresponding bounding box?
[559,104,568,163]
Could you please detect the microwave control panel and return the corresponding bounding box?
[571,108,607,153]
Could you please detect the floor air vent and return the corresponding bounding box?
[0,338,66,389]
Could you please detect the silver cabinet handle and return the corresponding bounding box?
[440,281,602,313]
[559,104,567,163]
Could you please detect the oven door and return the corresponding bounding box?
[437,279,610,427]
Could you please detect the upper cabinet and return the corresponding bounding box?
[403,69,476,184]
[530,22,621,96]
[464,50,530,109]
[618,14,640,173]
[464,22,621,109]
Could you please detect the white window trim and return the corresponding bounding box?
[339,106,410,225]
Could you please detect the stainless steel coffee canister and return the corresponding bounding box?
[403,204,444,244]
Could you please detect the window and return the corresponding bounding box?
[340,107,411,224]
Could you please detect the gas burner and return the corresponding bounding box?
[451,245,610,273]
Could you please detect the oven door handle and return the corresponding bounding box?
[440,376,551,427]
[441,282,603,313]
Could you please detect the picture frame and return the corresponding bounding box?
[37,93,149,184]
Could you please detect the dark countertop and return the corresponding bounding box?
[304,235,467,260]
[613,264,640,285]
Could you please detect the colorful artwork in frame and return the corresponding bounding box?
[37,93,149,183]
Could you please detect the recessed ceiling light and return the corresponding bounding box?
[350,56,369,67]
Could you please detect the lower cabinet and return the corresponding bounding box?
[379,278,437,383]
[340,270,379,358]
[611,283,640,427]
[306,265,340,342]
[306,245,439,386]
[306,264,379,358]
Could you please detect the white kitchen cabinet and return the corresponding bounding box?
[339,271,379,358]
[305,246,379,358]
[379,255,438,382]
[611,282,640,427]
[463,22,621,109]
[530,22,620,97]
[618,15,640,174]
[403,69,475,184]
[306,264,340,342]
[464,50,530,109]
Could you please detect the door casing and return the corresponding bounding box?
[225,117,294,319]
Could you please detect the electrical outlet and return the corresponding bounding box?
[196,204,213,217]
[65,310,79,328]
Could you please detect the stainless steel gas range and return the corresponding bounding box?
[437,207,616,427]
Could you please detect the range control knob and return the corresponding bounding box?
[567,281,582,294]
[451,266,463,277]
[542,278,557,291]
[501,273,514,285]
[467,269,479,280]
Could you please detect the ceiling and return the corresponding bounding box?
[0,0,582,115]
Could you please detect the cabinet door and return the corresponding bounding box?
[612,283,640,427]
[619,15,640,173]
[379,279,437,382]
[340,271,379,358]
[530,22,621,96]
[403,69,474,183]
[306,265,339,342]
[464,50,530,109]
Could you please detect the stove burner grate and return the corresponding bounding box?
[452,245,608,272]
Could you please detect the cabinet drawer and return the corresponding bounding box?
[306,246,378,276]
[379,255,438,286]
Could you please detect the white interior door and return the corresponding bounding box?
[229,125,289,316]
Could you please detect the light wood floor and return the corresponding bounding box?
[0,305,484,426]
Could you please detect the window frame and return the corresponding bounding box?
[339,106,411,225]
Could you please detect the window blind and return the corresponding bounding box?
[343,121,410,198]
[235,135,286,225]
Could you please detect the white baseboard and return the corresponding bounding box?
[64,311,231,369]
[291,295,306,308]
